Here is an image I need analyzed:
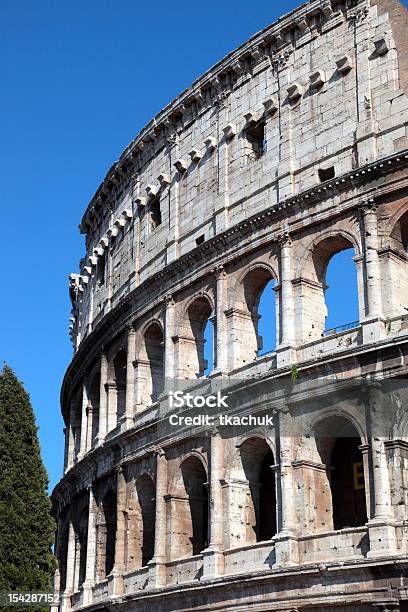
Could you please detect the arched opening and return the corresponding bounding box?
[124,474,156,570]
[57,511,69,593]
[75,507,88,589]
[257,279,277,355]
[299,235,360,341]
[136,475,156,566]
[203,318,215,374]
[324,249,359,333]
[169,456,208,559]
[239,438,277,543]
[231,267,277,367]
[138,323,164,409]
[315,417,367,530]
[387,209,408,317]
[107,349,127,425]
[96,490,117,581]
[89,372,100,445]
[178,297,213,379]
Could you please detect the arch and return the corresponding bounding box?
[230,264,277,367]
[107,349,127,425]
[96,489,117,581]
[136,474,156,566]
[238,437,277,543]
[125,474,156,570]
[137,321,164,409]
[75,506,88,589]
[88,371,100,444]
[168,455,208,559]
[388,202,408,248]
[297,231,361,341]
[177,294,214,379]
[314,416,368,530]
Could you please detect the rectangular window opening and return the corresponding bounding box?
[195,234,205,246]
[245,121,266,163]
[318,166,335,182]
[97,253,106,286]
[150,197,162,230]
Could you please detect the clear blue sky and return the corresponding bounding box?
[0,0,394,492]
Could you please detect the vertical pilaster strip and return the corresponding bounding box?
[360,200,383,323]
[208,430,224,555]
[278,232,295,347]
[64,520,76,595]
[125,325,136,426]
[98,351,108,443]
[79,375,89,457]
[364,380,397,557]
[164,295,175,387]
[114,466,127,574]
[215,266,227,373]
[83,485,96,605]
[147,448,167,588]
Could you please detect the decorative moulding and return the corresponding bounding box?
[88,256,97,266]
[321,0,333,18]
[296,17,308,32]
[232,60,245,75]
[146,184,158,198]
[94,246,104,257]
[263,97,278,114]
[287,82,303,102]
[107,226,119,238]
[174,159,188,173]
[204,136,217,151]
[374,38,388,56]
[189,148,202,162]
[114,218,126,228]
[157,173,170,187]
[135,196,146,207]
[244,110,260,126]
[223,123,237,140]
[99,237,109,248]
[123,209,133,220]
[336,55,353,74]
[309,70,325,88]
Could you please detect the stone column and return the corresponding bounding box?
[61,520,76,611]
[273,408,299,567]
[83,485,96,606]
[109,467,126,597]
[360,200,384,342]
[85,404,94,452]
[79,375,89,458]
[365,382,397,557]
[164,295,176,388]
[66,399,76,470]
[96,351,108,444]
[202,430,224,578]
[214,266,227,374]
[148,449,167,588]
[106,382,118,432]
[125,325,136,428]
[276,231,296,368]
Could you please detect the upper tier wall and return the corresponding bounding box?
[68,0,408,349]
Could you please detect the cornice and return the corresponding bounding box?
[61,148,408,414]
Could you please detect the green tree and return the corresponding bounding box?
[0,365,56,609]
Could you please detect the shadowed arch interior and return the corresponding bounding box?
[315,416,367,530]
[240,438,277,543]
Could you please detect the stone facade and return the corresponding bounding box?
[53,0,408,610]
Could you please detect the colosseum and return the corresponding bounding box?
[52,0,408,610]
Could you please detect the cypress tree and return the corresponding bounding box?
[0,364,56,609]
